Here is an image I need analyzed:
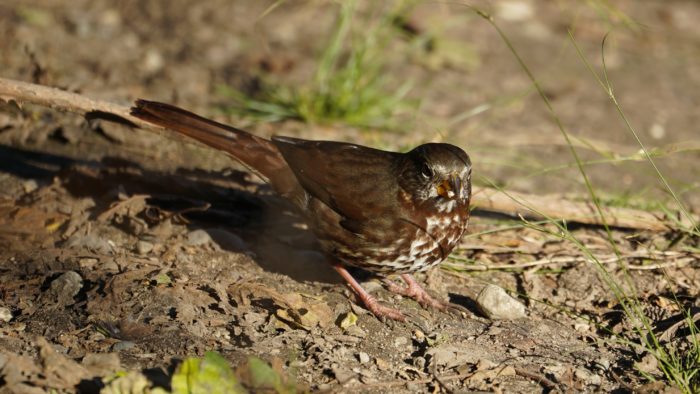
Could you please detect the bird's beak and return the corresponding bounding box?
[436,174,461,199]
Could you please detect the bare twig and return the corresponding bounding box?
[0,76,158,131]
[445,250,696,272]
[471,186,671,232]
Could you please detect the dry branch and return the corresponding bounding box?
[0,77,678,232]
[471,186,670,231]
[0,77,155,131]
[445,250,695,271]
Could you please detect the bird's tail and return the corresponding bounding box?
[130,99,298,196]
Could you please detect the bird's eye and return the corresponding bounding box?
[421,163,433,179]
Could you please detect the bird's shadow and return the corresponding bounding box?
[0,143,340,284]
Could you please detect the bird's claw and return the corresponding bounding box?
[384,274,448,311]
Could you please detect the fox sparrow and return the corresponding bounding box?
[131,100,472,321]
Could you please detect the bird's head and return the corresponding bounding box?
[399,143,472,210]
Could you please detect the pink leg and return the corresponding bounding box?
[384,274,447,311]
[333,265,405,322]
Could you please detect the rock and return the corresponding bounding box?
[575,367,602,386]
[357,352,370,364]
[596,357,611,371]
[186,229,213,246]
[476,284,526,320]
[135,240,154,255]
[22,179,38,194]
[112,341,136,352]
[48,271,83,306]
[0,306,12,322]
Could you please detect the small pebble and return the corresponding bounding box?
[136,240,154,255]
[575,367,602,386]
[22,179,38,193]
[596,358,611,371]
[476,284,527,320]
[112,341,136,352]
[186,229,212,246]
[358,352,370,364]
[0,306,12,323]
[49,271,83,306]
[394,336,408,347]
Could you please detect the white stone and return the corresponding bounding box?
[476,284,527,320]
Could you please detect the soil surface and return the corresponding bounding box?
[1,1,699,393]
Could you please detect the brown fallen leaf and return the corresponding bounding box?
[229,281,333,329]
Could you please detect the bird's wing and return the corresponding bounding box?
[272,136,401,234]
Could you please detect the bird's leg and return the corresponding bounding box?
[383,274,447,311]
[333,265,405,322]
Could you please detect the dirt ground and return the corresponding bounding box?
[1,1,699,393]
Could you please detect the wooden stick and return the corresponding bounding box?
[0,77,680,232]
[445,251,695,271]
[470,186,670,231]
[0,77,156,131]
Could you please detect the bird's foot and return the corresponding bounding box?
[333,265,406,322]
[384,274,448,311]
[361,294,406,322]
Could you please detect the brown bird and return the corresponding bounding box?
[131,100,471,321]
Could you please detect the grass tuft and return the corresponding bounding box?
[220,1,417,130]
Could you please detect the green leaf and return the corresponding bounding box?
[171,352,244,394]
[247,357,282,390]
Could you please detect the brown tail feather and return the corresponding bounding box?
[130,99,300,197]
